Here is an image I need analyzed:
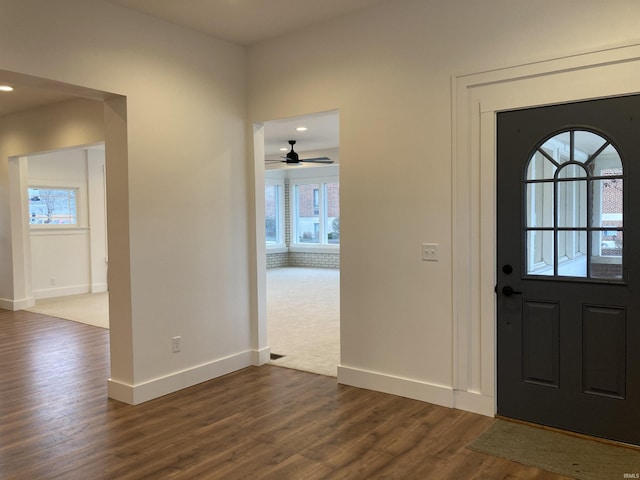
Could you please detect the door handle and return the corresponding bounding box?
[502,285,522,296]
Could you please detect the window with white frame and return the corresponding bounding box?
[265,180,285,246]
[28,187,78,225]
[291,178,339,245]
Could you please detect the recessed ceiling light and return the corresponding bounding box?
[296,126,308,132]
[0,85,14,92]
[280,147,288,151]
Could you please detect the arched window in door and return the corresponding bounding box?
[525,129,623,280]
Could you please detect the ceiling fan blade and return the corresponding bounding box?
[300,157,334,163]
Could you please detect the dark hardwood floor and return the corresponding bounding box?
[0,309,569,479]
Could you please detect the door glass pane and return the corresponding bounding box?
[540,132,570,166]
[557,180,586,228]
[558,164,586,179]
[574,130,608,162]
[591,231,623,279]
[588,143,622,176]
[597,230,623,255]
[527,230,554,276]
[295,184,320,243]
[590,179,623,229]
[557,230,587,277]
[527,150,557,180]
[526,182,553,228]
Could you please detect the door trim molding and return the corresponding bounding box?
[452,42,640,417]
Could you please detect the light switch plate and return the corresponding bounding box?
[422,243,439,261]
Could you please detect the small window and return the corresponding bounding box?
[28,187,78,225]
[295,183,321,243]
[326,182,340,244]
[292,180,339,245]
[265,183,282,244]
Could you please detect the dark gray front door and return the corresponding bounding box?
[497,95,640,444]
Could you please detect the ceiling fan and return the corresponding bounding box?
[266,140,334,165]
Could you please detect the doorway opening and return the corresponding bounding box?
[15,144,110,329]
[256,109,340,376]
[1,69,130,398]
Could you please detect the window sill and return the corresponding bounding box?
[591,255,622,265]
[30,226,89,235]
[266,245,288,254]
[289,244,340,254]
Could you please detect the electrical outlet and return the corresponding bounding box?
[172,336,182,353]
[421,243,439,262]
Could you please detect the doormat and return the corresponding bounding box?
[468,419,640,480]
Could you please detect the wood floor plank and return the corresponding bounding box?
[0,309,571,479]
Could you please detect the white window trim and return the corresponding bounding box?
[265,178,286,250]
[30,226,90,235]
[290,175,339,249]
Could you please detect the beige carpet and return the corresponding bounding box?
[26,292,109,329]
[267,267,340,377]
[469,419,640,480]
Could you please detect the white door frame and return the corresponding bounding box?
[7,155,33,310]
[452,42,640,416]
[251,123,271,365]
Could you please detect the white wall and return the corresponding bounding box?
[0,0,249,404]
[248,0,640,414]
[27,146,108,299]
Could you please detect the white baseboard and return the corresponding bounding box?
[453,390,495,417]
[252,347,271,366]
[91,283,108,293]
[337,365,496,417]
[107,350,255,405]
[34,284,90,300]
[337,365,455,409]
[0,296,36,311]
